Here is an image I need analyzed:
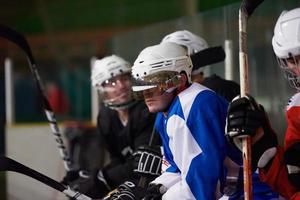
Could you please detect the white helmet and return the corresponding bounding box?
[131,42,193,92]
[91,55,131,88]
[91,55,135,109]
[272,8,300,90]
[161,30,208,55]
[272,8,300,59]
[161,30,208,75]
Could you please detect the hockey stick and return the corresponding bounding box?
[0,25,72,171]
[238,0,264,199]
[191,46,226,70]
[137,126,156,188]
[0,156,92,200]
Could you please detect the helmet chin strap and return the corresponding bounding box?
[104,99,137,110]
[103,93,137,110]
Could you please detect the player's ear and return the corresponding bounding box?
[179,72,189,87]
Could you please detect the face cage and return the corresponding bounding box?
[94,73,131,92]
[99,90,136,110]
[102,73,131,88]
[95,74,134,109]
[132,72,181,99]
[277,57,300,90]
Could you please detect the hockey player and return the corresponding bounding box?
[161,30,279,200]
[131,42,228,199]
[226,8,300,200]
[62,55,159,198]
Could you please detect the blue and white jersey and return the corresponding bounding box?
[152,83,228,200]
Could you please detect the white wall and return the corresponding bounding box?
[6,124,68,200]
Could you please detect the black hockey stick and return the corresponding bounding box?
[191,46,226,70]
[0,156,92,200]
[137,126,156,188]
[238,0,264,199]
[0,25,72,171]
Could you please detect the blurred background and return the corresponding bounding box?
[0,0,298,199]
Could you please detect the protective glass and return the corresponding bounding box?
[102,74,131,89]
[131,71,181,99]
[94,73,132,93]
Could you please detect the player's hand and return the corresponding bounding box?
[284,142,300,189]
[226,94,265,141]
[62,169,111,199]
[133,145,162,178]
[103,181,146,200]
[225,94,278,170]
[142,183,167,200]
[61,170,81,186]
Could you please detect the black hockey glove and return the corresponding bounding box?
[284,142,300,190]
[225,94,278,171]
[133,145,162,178]
[61,170,82,186]
[143,183,167,200]
[104,181,146,200]
[62,169,111,199]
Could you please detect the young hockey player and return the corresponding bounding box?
[161,30,279,200]
[62,55,159,198]
[131,42,228,200]
[226,8,300,200]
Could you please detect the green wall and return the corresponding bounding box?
[1,0,240,34]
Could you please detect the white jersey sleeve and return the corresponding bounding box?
[151,171,181,189]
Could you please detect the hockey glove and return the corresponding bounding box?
[284,142,300,190]
[62,169,111,198]
[104,181,146,200]
[225,94,278,170]
[143,183,167,200]
[61,170,82,186]
[133,145,162,178]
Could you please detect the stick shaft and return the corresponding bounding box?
[138,126,156,187]
[0,25,72,171]
[239,8,253,200]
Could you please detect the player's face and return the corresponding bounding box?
[142,87,174,113]
[102,74,132,104]
[287,55,300,77]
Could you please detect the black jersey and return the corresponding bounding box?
[202,74,240,102]
[97,100,159,187]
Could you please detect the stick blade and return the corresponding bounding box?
[0,24,35,65]
[0,156,67,192]
[0,156,10,171]
[241,0,264,17]
[191,46,226,71]
[0,155,36,175]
